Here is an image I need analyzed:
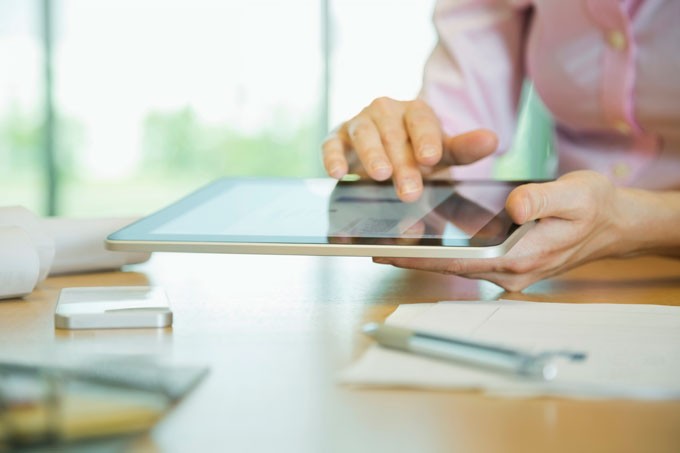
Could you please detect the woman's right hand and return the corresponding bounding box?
[321,96,499,202]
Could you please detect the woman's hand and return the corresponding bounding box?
[322,97,498,202]
[373,171,637,292]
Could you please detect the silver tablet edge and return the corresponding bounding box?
[105,221,534,259]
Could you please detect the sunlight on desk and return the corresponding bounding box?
[1,254,679,452]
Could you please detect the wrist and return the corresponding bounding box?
[614,187,680,257]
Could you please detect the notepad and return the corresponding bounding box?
[341,300,680,400]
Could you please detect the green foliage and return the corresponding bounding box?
[141,106,321,179]
[0,104,323,215]
[0,104,85,178]
[0,104,42,172]
[54,115,86,179]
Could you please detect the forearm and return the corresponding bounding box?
[616,188,680,258]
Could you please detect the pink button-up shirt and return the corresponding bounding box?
[420,0,680,189]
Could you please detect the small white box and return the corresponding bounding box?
[55,286,173,330]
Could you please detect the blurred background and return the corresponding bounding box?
[0,0,436,217]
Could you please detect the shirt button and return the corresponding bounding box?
[606,30,627,51]
[612,162,631,180]
[613,120,632,135]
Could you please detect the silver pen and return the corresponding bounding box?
[362,323,586,380]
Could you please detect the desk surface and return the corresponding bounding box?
[2,254,680,453]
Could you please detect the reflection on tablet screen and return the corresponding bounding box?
[141,178,518,247]
[327,181,504,246]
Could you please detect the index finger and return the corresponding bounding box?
[404,100,444,167]
[322,130,350,179]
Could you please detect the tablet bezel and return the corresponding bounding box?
[105,177,535,259]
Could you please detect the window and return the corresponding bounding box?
[0,0,436,217]
[0,1,44,213]
[330,1,436,127]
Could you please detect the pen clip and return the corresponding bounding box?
[534,350,588,362]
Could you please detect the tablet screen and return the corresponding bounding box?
[109,178,526,248]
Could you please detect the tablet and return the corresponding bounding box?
[106,177,534,259]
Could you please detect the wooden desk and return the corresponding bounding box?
[2,254,680,453]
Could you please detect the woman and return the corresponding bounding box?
[321,0,680,291]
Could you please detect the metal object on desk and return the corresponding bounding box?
[363,322,587,380]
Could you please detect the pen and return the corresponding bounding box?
[362,323,587,381]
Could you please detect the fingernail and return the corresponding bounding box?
[419,146,437,159]
[371,161,391,176]
[514,193,533,223]
[329,165,345,179]
[522,199,532,222]
[399,179,421,195]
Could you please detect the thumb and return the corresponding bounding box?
[506,179,584,224]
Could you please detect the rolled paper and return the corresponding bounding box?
[43,217,151,275]
[0,206,55,282]
[0,226,41,299]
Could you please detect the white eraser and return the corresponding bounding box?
[55,286,172,330]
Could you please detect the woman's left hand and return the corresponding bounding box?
[373,171,633,292]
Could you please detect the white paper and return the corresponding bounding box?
[0,206,151,300]
[43,217,150,275]
[0,226,41,298]
[0,206,55,281]
[341,300,680,400]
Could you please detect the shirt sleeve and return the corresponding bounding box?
[419,0,531,177]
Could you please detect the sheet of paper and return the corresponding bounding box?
[0,226,41,299]
[44,217,150,275]
[341,300,680,400]
[1,206,150,300]
[0,206,54,281]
